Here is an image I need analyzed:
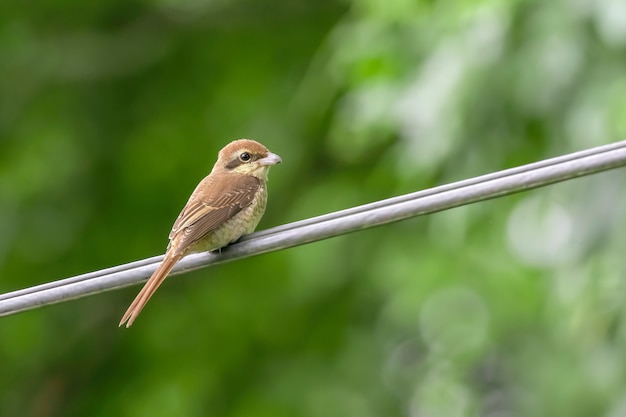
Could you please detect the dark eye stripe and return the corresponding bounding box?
[224,152,257,170]
[225,158,244,170]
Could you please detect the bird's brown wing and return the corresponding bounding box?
[167,173,261,254]
[120,174,261,328]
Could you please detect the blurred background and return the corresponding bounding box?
[2,0,626,416]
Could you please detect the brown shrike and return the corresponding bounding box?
[119,139,281,327]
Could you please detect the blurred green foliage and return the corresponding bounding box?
[2,0,626,416]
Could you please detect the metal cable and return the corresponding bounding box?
[1,140,626,317]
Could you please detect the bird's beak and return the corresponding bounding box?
[258,152,282,166]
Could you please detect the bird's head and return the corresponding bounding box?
[213,139,282,181]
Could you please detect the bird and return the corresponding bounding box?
[119,139,282,327]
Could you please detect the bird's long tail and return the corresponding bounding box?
[119,252,184,328]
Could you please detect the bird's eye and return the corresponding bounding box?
[239,152,252,162]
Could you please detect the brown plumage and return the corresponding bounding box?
[119,139,281,327]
